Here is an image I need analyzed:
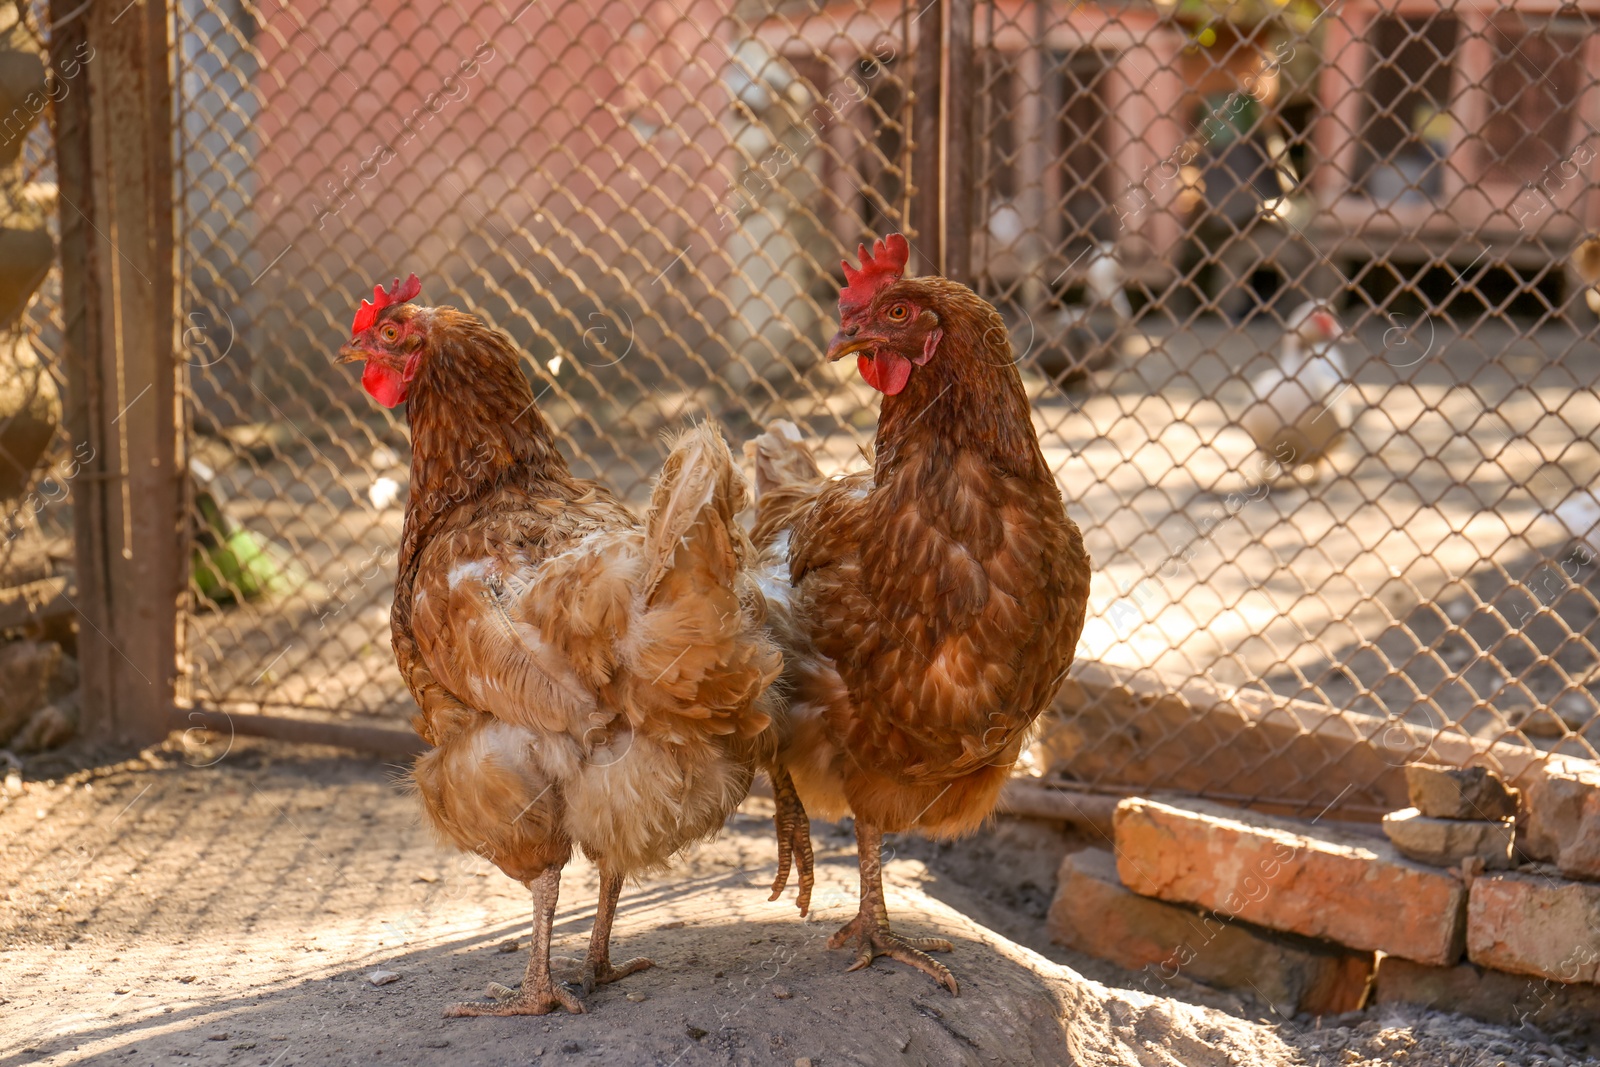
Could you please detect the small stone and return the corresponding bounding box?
[414,871,439,883]
[13,698,78,754]
[1405,764,1518,821]
[177,975,196,983]
[496,938,519,953]
[661,920,686,930]
[713,970,724,979]
[1513,705,1568,738]
[1382,808,1514,869]
[208,1033,229,1041]
[366,969,400,986]
[796,1059,815,1067]
[771,984,792,1000]
[562,1041,582,1054]
[625,991,647,1002]
[686,1026,708,1040]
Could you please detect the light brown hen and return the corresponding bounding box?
[338,275,812,1016]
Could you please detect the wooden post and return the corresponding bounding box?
[50,0,180,745]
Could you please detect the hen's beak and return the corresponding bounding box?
[824,330,878,364]
[336,341,365,364]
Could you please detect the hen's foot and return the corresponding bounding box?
[828,909,958,995]
[551,954,655,994]
[769,768,815,916]
[445,979,585,1017]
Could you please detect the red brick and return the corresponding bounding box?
[1048,847,1371,1016]
[1114,796,1466,965]
[1466,870,1600,983]
[1374,955,1600,1044]
[1522,758,1600,881]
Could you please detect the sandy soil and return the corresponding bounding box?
[0,737,1592,1067]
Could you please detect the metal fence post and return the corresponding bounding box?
[943,0,975,285]
[911,0,944,275]
[910,0,976,284]
[51,0,180,745]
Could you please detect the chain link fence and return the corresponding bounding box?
[131,0,1600,814]
[0,5,68,606]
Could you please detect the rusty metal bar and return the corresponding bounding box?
[943,0,975,284]
[910,0,943,273]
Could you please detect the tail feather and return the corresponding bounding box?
[743,419,822,500]
[744,420,829,551]
[629,422,779,740]
[641,421,746,601]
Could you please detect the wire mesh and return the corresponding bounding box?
[165,0,1600,813]
[0,1,72,621]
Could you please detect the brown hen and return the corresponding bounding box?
[338,276,812,1016]
[746,236,1091,994]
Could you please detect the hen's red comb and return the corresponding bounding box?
[839,233,910,313]
[351,273,422,335]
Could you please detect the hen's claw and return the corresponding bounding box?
[445,980,586,1017]
[828,908,958,995]
[835,820,960,994]
[552,953,655,994]
[769,766,815,916]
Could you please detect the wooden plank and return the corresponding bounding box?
[172,708,427,761]
[1037,659,1568,822]
[997,779,1118,837]
[53,0,180,744]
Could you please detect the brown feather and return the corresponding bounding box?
[750,278,1092,837]
[380,306,784,881]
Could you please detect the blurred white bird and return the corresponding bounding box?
[368,476,401,511]
[1573,237,1600,316]
[1037,241,1131,384]
[367,444,405,510]
[1239,300,1352,472]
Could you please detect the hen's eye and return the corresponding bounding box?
[379,323,400,343]
[887,304,909,321]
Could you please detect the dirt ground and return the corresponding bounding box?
[0,736,1593,1067]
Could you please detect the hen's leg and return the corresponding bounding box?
[768,765,815,916]
[563,865,653,994]
[446,866,584,1017]
[828,821,958,994]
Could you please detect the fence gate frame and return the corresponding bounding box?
[51,0,180,747]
